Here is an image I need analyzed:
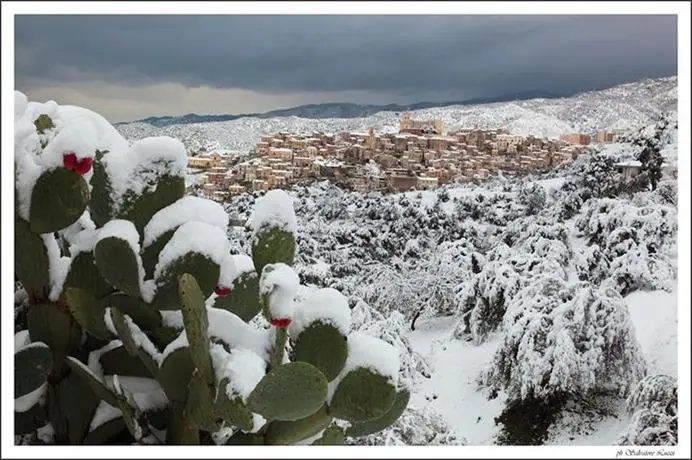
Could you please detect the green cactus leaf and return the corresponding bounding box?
[328,367,397,423]
[178,273,214,383]
[251,227,296,275]
[225,431,265,445]
[264,404,331,445]
[64,287,112,340]
[29,168,89,234]
[184,370,219,432]
[213,377,254,432]
[89,151,113,228]
[247,361,328,422]
[345,388,410,437]
[118,174,185,235]
[15,343,52,397]
[14,403,47,435]
[212,271,262,322]
[158,346,195,403]
[60,369,101,444]
[109,309,160,379]
[141,229,174,278]
[27,302,82,368]
[62,251,113,300]
[311,424,345,445]
[103,292,161,333]
[152,253,220,311]
[166,402,200,445]
[83,417,127,445]
[14,216,50,296]
[99,345,153,379]
[65,356,120,407]
[34,113,54,134]
[94,236,142,298]
[293,322,348,382]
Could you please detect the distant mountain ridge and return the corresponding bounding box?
[120,90,564,127]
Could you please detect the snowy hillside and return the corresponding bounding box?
[115,76,677,153]
[219,116,678,446]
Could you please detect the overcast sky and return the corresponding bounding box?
[15,15,677,122]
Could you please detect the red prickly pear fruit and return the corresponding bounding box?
[63,152,77,170]
[73,157,93,175]
[214,286,231,297]
[270,317,291,328]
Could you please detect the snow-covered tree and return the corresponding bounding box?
[481,278,647,403]
[619,375,677,446]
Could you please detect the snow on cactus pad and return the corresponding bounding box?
[142,196,229,248]
[152,221,227,310]
[250,190,297,274]
[102,136,186,212]
[327,332,400,423]
[94,220,146,299]
[290,288,352,381]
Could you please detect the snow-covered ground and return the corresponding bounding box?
[407,318,504,445]
[406,285,678,446]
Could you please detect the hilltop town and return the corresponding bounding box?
[186,113,620,200]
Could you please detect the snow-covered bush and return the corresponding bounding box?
[454,238,568,344]
[619,375,677,446]
[517,183,547,215]
[14,93,407,446]
[481,278,647,403]
[575,197,677,294]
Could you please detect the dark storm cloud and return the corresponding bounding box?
[15,15,677,99]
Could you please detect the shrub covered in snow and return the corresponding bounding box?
[14,94,407,446]
[481,278,647,404]
[619,375,678,446]
[574,197,677,295]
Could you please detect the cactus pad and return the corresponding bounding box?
[184,370,219,432]
[94,236,142,299]
[62,251,113,300]
[212,271,262,322]
[292,322,347,382]
[14,216,50,296]
[64,287,112,340]
[328,367,397,423]
[27,302,82,366]
[264,404,331,445]
[345,388,410,437]
[15,343,52,397]
[141,229,174,278]
[88,151,113,228]
[29,168,89,234]
[247,361,328,422]
[118,175,185,235]
[152,253,220,310]
[158,346,195,403]
[178,273,215,384]
[213,377,254,432]
[251,227,296,275]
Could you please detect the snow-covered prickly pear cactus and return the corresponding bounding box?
[14,92,408,445]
